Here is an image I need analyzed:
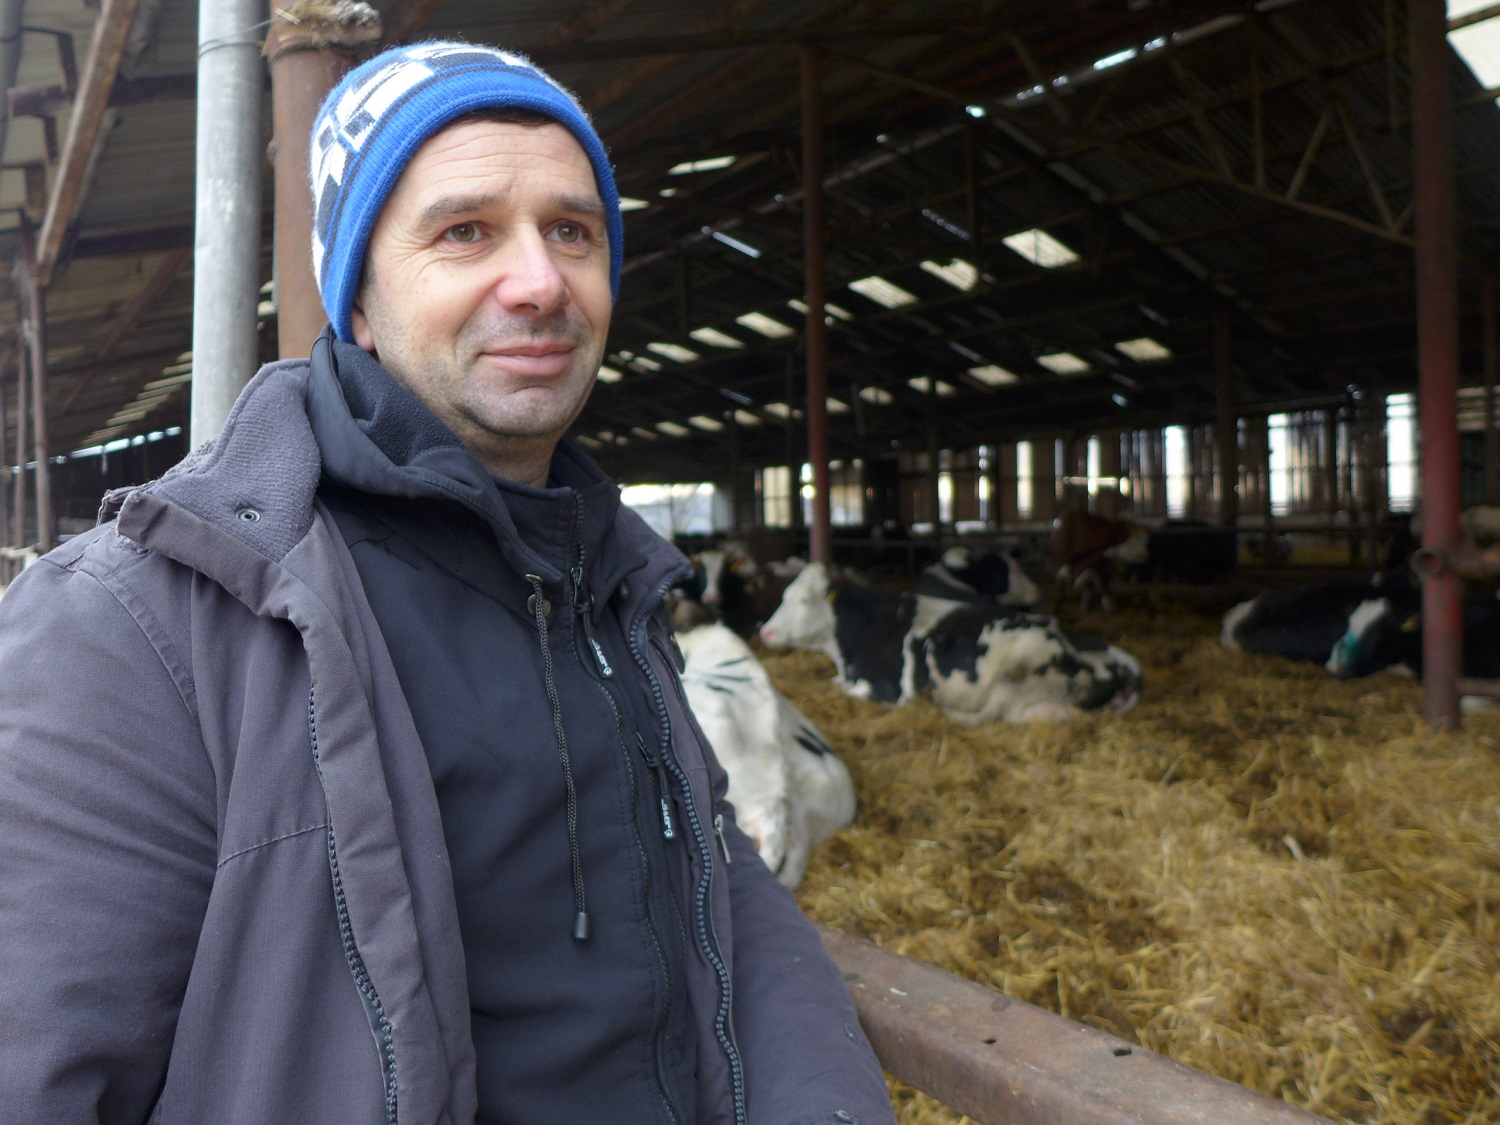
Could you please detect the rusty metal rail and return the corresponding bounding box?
[817,926,1334,1125]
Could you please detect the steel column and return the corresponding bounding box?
[1483,275,1498,507]
[190,0,265,444]
[12,318,27,549]
[19,223,52,551]
[1410,0,1462,729]
[0,344,9,572]
[817,926,1335,1125]
[801,46,832,564]
[1214,309,1239,529]
[267,3,381,359]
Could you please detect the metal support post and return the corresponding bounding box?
[191,0,266,444]
[801,46,832,564]
[1214,309,1239,530]
[0,345,9,574]
[20,226,53,552]
[1410,0,1462,729]
[12,320,27,549]
[267,3,381,359]
[1483,275,1498,507]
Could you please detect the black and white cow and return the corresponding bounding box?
[1325,591,1500,683]
[759,562,1143,724]
[913,545,1041,635]
[1220,573,1419,665]
[675,622,856,888]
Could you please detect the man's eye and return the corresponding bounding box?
[555,222,583,243]
[446,223,480,243]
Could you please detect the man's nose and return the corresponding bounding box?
[493,228,568,315]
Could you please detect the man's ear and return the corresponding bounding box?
[350,301,376,354]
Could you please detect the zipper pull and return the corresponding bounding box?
[572,563,613,678]
[713,813,733,865]
[637,733,675,840]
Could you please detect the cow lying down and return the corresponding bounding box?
[675,622,856,888]
[1220,574,1418,665]
[759,562,1143,724]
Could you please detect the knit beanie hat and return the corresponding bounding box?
[309,41,623,343]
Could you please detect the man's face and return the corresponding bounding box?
[351,119,612,477]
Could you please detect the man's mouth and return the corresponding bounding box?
[479,342,575,377]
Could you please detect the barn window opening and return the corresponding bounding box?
[760,466,794,528]
[1016,440,1034,519]
[969,364,1019,386]
[621,483,717,538]
[1387,393,1418,513]
[1165,426,1189,518]
[1449,0,1500,96]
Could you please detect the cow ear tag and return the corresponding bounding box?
[1400,615,1419,633]
[826,591,836,604]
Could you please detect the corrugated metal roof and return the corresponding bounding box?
[0,0,1497,484]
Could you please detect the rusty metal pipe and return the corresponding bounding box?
[801,45,832,564]
[817,926,1334,1125]
[1410,0,1463,729]
[267,3,381,359]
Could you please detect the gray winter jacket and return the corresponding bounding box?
[0,354,893,1125]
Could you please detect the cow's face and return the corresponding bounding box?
[759,562,835,650]
[1326,597,1413,679]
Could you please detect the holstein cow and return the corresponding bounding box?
[913,545,1041,637]
[1325,591,1500,684]
[1049,509,1149,611]
[759,562,1143,724]
[673,545,808,638]
[1221,573,1419,665]
[675,622,856,888]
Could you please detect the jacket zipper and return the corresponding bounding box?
[308,687,399,1124]
[630,577,748,1125]
[571,500,683,1125]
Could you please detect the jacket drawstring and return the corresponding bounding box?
[526,573,590,941]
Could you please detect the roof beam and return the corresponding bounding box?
[36,0,142,287]
[8,73,194,119]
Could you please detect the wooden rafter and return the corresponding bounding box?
[35,0,142,288]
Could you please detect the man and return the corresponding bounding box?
[0,42,894,1125]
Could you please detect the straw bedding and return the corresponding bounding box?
[761,596,1500,1124]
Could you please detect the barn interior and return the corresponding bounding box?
[1,1,1499,1122]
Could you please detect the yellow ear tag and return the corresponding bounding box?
[826,590,836,604]
[1400,615,1419,633]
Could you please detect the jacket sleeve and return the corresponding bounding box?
[719,813,896,1125]
[0,551,218,1124]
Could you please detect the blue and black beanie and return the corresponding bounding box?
[309,41,624,343]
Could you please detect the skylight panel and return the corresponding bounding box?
[1450,1,1500,88]
[1036,352,1091,375]
[577,435,602,449]
[689,415,724,432]
[669,155,736,175]
[596,364,623,383]
[736,311,796,339]
[968,364,1019,386]
[787,298,854,322]
[763,402,799,420]
[1002,229,1081,268]
[920,258,979,291]
[619,197,650,212]
[631,426,658,441]
[711,231,762,258]
[849,276,918,308]
[908,377,956,396]
[1115,337,1173,362]
[965,104,987,118]
[690,327,744,349]
[733,410,762,427]
[826,397,850,414]
[858,386,894,405]
[629,356,663,372]
[656,421,692,437]
[1094,47,1137,70]
[647,342,700,363]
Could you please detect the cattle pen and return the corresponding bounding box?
[3,0,1500,1121]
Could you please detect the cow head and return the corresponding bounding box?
[1326,597,1417,680]
[758,561,836,650]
